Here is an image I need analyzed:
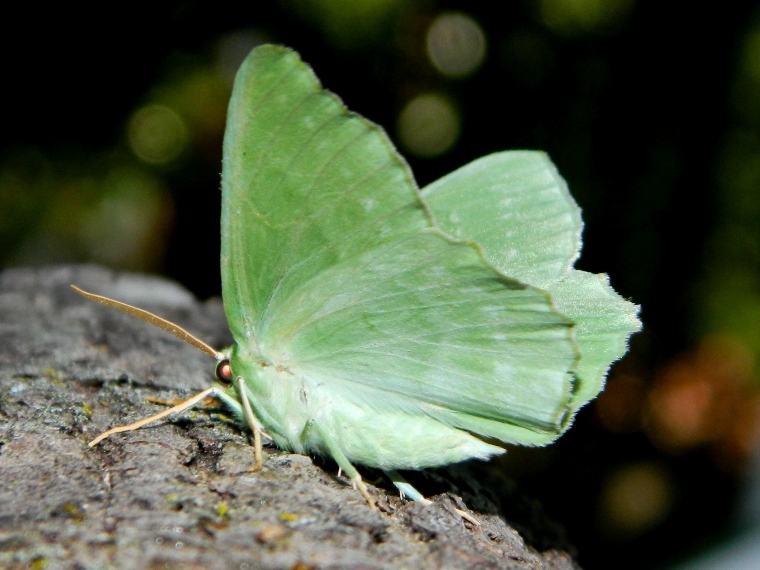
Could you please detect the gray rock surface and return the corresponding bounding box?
[0,265,579,569]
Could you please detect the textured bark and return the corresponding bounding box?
[0,265,579,569]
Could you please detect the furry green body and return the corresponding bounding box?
[225,344,503,469]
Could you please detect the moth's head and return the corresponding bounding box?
[215,357,233,385]
[213,345,240,388]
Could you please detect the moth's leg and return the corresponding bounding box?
[215,386,273,441]
[385,470,431,504]
[213,388,245,419]
[89,387,215,447]
[236,377,264,472]
[385,470,480,524]
[302,419,376,510]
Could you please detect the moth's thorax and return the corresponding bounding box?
[230,343,266,382]
[228,342,314,452]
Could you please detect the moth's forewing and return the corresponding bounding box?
[221,47,426,345]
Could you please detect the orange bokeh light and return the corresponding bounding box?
[644,335,760,467]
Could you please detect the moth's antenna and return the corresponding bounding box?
[71,285,225,360]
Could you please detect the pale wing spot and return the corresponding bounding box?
[493,362,516,384]
[362,198,378,211]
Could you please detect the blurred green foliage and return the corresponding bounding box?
[699,15,760,378]
[286,0,407,47]
[0,150,170,271]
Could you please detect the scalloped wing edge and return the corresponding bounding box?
[418,153,642,443]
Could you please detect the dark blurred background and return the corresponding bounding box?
[3,1,760,568]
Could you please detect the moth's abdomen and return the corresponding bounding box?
[300,379,505,470]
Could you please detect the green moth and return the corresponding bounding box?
[75,45,640,508]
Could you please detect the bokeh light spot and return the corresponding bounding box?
[599,462,674,537]
[127,104,188,165]
[397,93,460,158]
[79,168,172,270]
[539,0,636,37]
[426,12,487,78]
[645,335,760,465]
[292,0,406,48]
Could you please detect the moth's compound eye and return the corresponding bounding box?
[216,359,233,384]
